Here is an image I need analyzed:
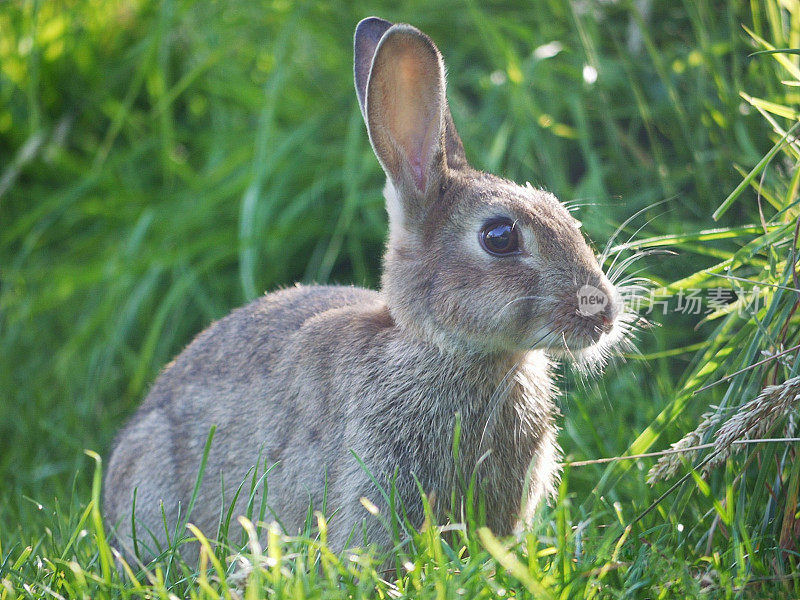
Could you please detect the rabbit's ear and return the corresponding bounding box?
[365,25,449,199]
[443,108,467,171]
[354,17,393,119]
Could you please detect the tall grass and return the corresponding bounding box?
[1,0,798,597]
[641,9,800,587]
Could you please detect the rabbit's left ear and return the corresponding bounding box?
[354,17,393,119]
[355,18,468,184]
[363,24,449,199]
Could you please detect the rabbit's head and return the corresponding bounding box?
[355,18,628,365]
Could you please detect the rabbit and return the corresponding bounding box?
[103,16,627,564]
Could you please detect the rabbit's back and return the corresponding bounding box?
[144,284,380,402]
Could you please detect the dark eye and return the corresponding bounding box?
[479,219,521,256]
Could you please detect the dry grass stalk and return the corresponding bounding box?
[648,376,800,482]
[710,375,800,467]
[646,410,721,483]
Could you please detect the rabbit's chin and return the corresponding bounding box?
[545,313,634,375]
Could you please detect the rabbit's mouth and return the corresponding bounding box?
[541,299,619,349]
[549,331,605,355]
[543,306,634,373]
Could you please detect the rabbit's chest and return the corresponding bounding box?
[350,353,555,481]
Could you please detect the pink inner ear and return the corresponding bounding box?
[409,161,425,191]
[386,48,440,192]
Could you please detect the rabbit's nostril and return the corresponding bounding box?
[599,309,615,333]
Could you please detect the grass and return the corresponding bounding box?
[1,0,799,597]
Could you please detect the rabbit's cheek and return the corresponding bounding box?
[516,308,553,349]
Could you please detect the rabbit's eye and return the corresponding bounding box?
[480,219,521,256]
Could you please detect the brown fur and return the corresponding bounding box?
[104,17,623,562]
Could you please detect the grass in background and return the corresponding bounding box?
[1,0,799,597]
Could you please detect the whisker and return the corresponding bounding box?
[561,332,577,363]
[477,322,555,455]
[603,209,672,274]
[497,295,548,314]
[478,361,521,455]
[616,275,655,286]
[611,264,660,290]
[608,249,673,285]
[562,200,604,212]
[599,197,672,265]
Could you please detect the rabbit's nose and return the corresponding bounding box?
[598,296,620,332]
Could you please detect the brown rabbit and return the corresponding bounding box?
[104,17,628,563]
